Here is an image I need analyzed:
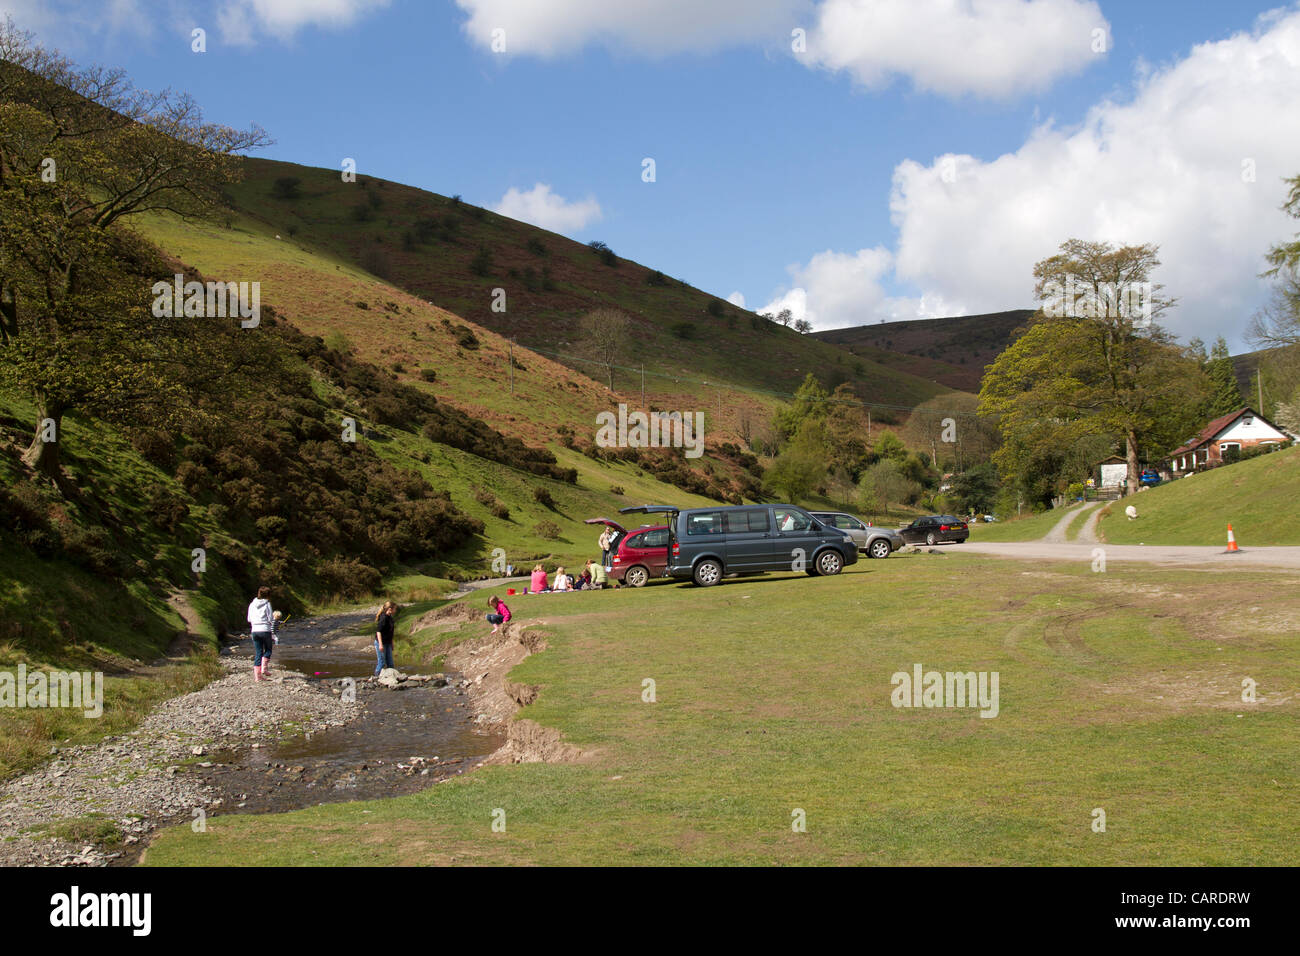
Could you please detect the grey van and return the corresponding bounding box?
[619,503,858,587]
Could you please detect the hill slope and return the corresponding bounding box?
[213,157,950,426]
[1096,445,1300,545]
[812,310,1034,392]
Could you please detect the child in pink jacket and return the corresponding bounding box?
[487,596,511,634]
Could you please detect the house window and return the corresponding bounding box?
[1221,442,1240,452]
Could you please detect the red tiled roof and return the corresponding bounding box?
[1168,407,1256,458]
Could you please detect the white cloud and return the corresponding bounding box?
[216,0,390,44]
[885,8,1300,345]
[805,0,1109,98]
[454,0,1106,97]
[2,0,151,43]
[454,0,804,57]
[727,291,746,308]
[759,246,894,329]
[492,183,602,234]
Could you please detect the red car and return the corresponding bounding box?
[584,517,670,587]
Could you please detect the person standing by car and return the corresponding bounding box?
[374,601,397,675]
[597,527,612,567]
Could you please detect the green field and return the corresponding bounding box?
[1097,446,1300,546]
[965,506,1078,541]
[143,554,1300,866]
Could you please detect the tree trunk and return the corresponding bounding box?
[21,399,64,479]
[1124,429,1140,497]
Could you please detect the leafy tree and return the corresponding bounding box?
[874,429,907,464]
[774,372,830,440]
[793,318,813,334]
[858,459,915,517]
[825,383,870,477]
[949,463,1000,514]
[980,240,1210,498]
[1206,336,1243,416]
[763,419,826,502]
[0,22,269,479]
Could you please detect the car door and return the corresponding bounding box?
[637,527,671,575]
[901,517,926,544]
[723,507,772,571]
[832,514,868,550]
[771,506,819,571]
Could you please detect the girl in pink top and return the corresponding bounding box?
[530,564,548,592]
[487,596,511,634]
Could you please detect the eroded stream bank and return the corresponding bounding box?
[0,609,503,867]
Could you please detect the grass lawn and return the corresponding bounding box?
[143,553,1300,866]
[966,506,1077,541]
[1098,446,1300,546]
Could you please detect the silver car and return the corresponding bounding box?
[810,512,903,559]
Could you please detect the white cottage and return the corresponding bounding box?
[1167,407,1290,473]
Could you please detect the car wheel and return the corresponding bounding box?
[925,532,937,546]
[693,559,722,587]
[868,539,891,559]
[815,550,843,576]
[625,565,648,588]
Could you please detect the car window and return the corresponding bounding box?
[625,533,644,548]
[726,510,769,533]
[686,512,724,535]
[773,508,811,532]
[835,515,864,530]
[641,528,669,547]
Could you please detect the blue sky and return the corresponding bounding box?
[6,0,1300,349]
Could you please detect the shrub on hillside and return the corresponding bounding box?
[533,520,562,540]
[317,556,383,601]
[532,486,555,508]
[609,485,624,495]
[470,246,494,277]
[270,177,301,200]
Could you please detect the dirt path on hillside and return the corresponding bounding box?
[1042,503,1101,543]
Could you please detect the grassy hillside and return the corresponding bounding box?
[143,554,1300,866]
[813,310,1033,392]
[204,157,950,430]
[1097,446,1300,546]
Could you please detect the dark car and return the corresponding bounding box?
[899,514,969,546]
[619,503,858,587]
[809,511,904,559]
[583,517,669,587]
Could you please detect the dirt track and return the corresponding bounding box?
[959,539,1300,569]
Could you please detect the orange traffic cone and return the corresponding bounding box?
[1225,524,1241,553]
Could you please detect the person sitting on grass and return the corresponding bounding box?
[552,566,572,592]
[575,564,592,590]
[590,559,608,590]
[487,595,511,634]
[530,563,548,593]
